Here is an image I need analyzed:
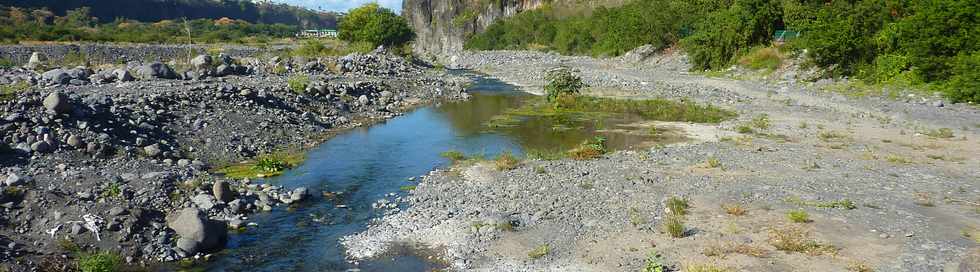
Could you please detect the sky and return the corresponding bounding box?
[272,0,402,13]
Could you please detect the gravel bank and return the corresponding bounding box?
[0,45,468,270]
[344,50,980,271]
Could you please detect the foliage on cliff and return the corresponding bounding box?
[465,0,980,103]
[0,0,337,28]
[338,3,415,48]
[0,6,297,44]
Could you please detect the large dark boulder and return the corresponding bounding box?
[138,62,177,79]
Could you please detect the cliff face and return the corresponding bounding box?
[403,0,545,56]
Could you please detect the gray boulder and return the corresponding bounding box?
[25,52,43,70]
[42,69,71,84]
[138,62,177,79]
[66,135,84,148]
[190,55,212,71]
[113,69,134,82]
[4,173,26,186]
[167,208,227,254]
[213,180,234,203]
[143,144,162,157]
[31,141,51,153]
[43,92,72,114]
[192,194,217,211]
[66,67,93,80]
[215,65,233,77]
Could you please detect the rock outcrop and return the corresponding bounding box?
[402,0,546,56]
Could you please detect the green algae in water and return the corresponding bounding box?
[471,95,736,152]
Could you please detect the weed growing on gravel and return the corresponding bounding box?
[703,242,768,258]
[544,66,585,103]
[533,166,546,174]
[739,46,784,71]
[784,197,857,210]
[914,192,935,207]
[723,203,747,216]
[642,250,667,272]
[768,226,837,255]
[921,128,954,139]
[683,263,733,272]
[885,154,911,164]
[847,261,874,272]
[494,151,520,171]
[705,156,722,168]
[77,251,122,272]
[528,244,550,259]
[736,125,754,134]
[101,182,122,199]
[750,114,771,130]
[399,185,416,191]
[568,136,607,160]
[787,210,810,223]
[287,74,310,93]
[526,149,565,160]
[666,197,689,216]
[0,81,30,102]
[440,150,467,162]
[962,227,980,243]
[58,239,81,252]
[662,215,686,238]
[628,207,646,226]
[818,130,850,142]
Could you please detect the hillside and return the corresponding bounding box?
[0,0,337,28]
[402,0,622,57]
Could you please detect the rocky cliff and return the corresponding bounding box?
[403,0,546,57]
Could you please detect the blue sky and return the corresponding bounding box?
[272,0,402,13]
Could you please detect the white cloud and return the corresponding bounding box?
[271,0,403,13]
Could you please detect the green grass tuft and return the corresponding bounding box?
[77,251,122,272]
[528,244,550,259]
[787,210,810,223]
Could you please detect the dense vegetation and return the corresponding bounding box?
[0,6,297,44]
[338,3,414,48]
[0,0,337,28]
[466,0,979,103]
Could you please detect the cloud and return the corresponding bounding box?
[272,0,403,13]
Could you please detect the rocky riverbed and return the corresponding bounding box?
[0,44,468,270]
[344,50,980,271]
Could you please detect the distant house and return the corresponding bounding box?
[298,29,338,38]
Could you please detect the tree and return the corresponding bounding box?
[338,3,414,48]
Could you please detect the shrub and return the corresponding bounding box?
[723,203,747,216]
[768,226,837,255]
[77,251,122,272]
[666,196,689,216]
[338,3,414,48]
[543,66,585,103]
[787,0,891,77]
[787,210,810,223]
[663,215,685,238]
[440,150,467,162]
[287,75,310,93]
[944,51,980,103]
[738,46,784,71]
[682,0,782,71]
[642,250,667,272]
[568,136,607,160]
[494,151,520,171]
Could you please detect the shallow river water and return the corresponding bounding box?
[201,72,660,271]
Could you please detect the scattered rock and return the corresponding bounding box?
[213,180,234,203]
[167,208,227,255]
[138,62,177,79]
[42,92,72,114]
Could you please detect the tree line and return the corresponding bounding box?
[465,0,979,103]
[0,0,337,28]
[0,6,298,44]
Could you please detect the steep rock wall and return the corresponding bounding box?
[403,0,545,57]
